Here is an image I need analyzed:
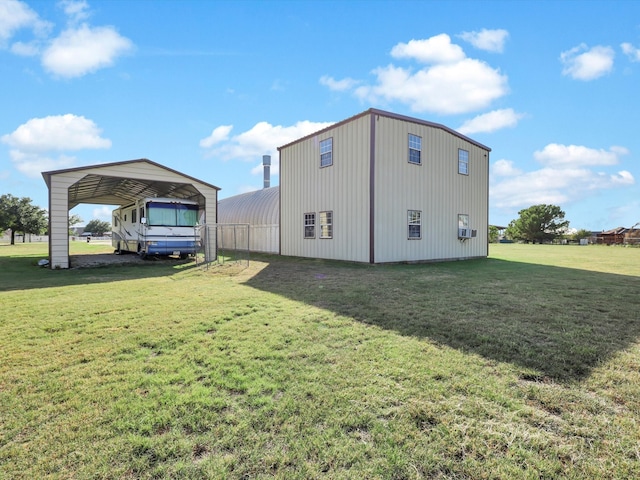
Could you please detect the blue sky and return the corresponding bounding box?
[1,0,639,231]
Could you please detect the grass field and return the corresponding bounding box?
[1,242,639,479]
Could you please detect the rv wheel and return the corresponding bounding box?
[137,244,147,259]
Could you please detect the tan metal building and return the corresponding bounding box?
[279,108,490,263]
[42,159,219,269]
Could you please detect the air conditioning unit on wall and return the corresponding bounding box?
[458,228,472,239]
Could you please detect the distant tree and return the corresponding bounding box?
[69,213,83,235]
[0,194,48,244]
[488,225,500,243]
[573,228,593,241]
[505,204,569,243]
[84,219,111,236]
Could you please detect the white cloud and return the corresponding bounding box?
[560,44,614,81]
[200,119,335,177]
[459,29,509,53]
[10,40,40,56]
[490,144,634,209]
[319,75,360,91]
[42,24,133,78]
[458,108,524,134]
[621,42,640,62]
[332,34,508,115]
[0,0,51,46]
[9,150,77,178]
[492,159,522,177]
[533,144,628,167]
[59,0,91,24]
[2,114,111,152]
[491,166,635,209]
[92,205,113,221]
[1,114,111,178]
[199,125,233,148]
[390,34,465,64]
[355,57,508,115]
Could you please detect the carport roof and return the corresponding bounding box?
[42,158,220,209]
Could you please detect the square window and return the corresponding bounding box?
[320,138,333,167]
[409,134,422,165]
[408,210,422,239]
[319,211,333,239]
[304,213,315,239]
[458,149,469,175]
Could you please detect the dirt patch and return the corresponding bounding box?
[70,252,147,268]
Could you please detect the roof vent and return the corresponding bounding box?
[263,155,271,189]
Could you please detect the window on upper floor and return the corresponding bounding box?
[408,210,422,239]
[458,149,469,175]
[408,134,422,165]
[304,213,316,239]
[320,137,333,167]
[319,211,333,239]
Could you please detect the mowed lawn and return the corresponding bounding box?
[1,242,639,479]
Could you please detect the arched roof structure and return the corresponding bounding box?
[218,186,279,225]
[42,159,220,269]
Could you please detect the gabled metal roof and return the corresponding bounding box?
[42,158,220,209]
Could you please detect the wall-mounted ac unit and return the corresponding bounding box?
[458,228,472,239]
[471,229,477,238]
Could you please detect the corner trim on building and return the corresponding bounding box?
[369,112,376,264]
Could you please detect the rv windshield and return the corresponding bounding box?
[146,202,198,227]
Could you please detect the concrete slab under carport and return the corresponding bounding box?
[42,159,220,269]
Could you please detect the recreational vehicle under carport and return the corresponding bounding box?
[42,159,220,269]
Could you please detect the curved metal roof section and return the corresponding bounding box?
[218,186,279,225]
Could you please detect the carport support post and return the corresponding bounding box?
[48,180,73,269]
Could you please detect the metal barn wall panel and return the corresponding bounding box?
[373,115,489,263]
[280,114,371,262]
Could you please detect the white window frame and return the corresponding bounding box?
[458,149,469,175]
[458,214,469,229]
[319,211,333,239]
[408,134,422,165]
[408,210,422,239]
[320,138,333,168]
[304,213,315,239]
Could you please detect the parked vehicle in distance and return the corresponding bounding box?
[112,197,200,258]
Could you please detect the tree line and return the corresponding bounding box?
[0,194,112,245]
[496,204,591,243]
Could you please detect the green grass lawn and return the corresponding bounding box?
[1,242,639,479]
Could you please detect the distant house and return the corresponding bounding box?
[595,227,640,245]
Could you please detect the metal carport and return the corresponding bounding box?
[42,159,220,269]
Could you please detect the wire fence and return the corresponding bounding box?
[194,223,250,269]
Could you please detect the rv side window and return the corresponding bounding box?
[132,208,137,224]
[140,207,145,220]
[124,214,127,222]
[114,217,119,227]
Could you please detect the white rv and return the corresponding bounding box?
[112,197,200,258]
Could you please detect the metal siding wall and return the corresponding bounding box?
[281,115,370,262]
[374,116,489,262]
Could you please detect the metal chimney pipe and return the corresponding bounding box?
[263,155,271,188]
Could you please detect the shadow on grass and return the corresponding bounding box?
[244,255,640,383]
[0,252,202,292]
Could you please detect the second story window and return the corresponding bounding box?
[320,138,333,167]
[408,134,422,165]
[458,149,469,175]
